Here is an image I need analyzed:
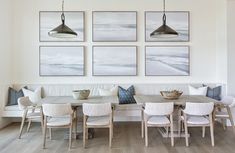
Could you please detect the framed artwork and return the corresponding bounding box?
[145,11,190,42]
[93,46,137,76]
[40,46,85,76]
[39,11,85,42]
[92,11,137,42]
[145,46,190,76]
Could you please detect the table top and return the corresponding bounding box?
[38,96,119,106]
[134,95,220,106]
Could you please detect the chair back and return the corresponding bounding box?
[184,102,214,116]
[83,103,112,117]
[18,97,33,110]
[144,102,174,116]
[42,103,73,117]
[221,96,234,105]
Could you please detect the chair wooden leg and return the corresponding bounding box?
[43,118,47,149]
[227,106,235,134]
[170,115,174,147]
[40,114,44,134]
[141,109,144,138]
[210,115,215,147]
[166,127,169,137]
[222,118,226,130]
[145,122,148,147]
[202,126,206,138]
[184,114,189,147]
[109,126,112,148]
[178,119,181,137]
[19,111,27,139]
[49,128,52,140]
[69,126,72,150]
[83,115,86,148]
[27,120,32,132]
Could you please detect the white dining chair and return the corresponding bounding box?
[83,103,113,148]
[18,97,43,139]
[42,103,75,149]
[178,102,215,146]
[214,96,235,132]
[143,102,174,147]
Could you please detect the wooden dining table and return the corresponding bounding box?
[134,95,220,106]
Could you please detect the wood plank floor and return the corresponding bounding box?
[0,122,235,153]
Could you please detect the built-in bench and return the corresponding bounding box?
[2,83,224,121]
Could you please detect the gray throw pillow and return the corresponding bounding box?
[7,87,27,106]
[203,84,221,101]
[118,85,136,104]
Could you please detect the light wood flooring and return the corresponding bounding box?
[0,122,235,153]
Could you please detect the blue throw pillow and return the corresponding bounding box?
[7,87,27,106]
[203,84,221,101]
[118,85,136,104]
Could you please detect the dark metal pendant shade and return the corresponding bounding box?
[48,0,77,38]
[48,22,77,38]
[150,23,178,38]
[150,0,178,38]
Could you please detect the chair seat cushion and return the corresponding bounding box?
[147,116,170,125]
[87,116,110,126]
[181,115,210,125]
[47,117,71,127]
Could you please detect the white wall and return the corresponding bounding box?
[227,0,235,96]
[11,0,222,84]
[0,0,13,128]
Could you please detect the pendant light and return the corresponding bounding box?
[48,0,77,38]
[150,0,178,38]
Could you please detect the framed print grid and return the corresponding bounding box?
[145,46,190,76]
[92,11,137,42]
[145,11,190,42]
[39,11,85,42]
[40,46,85,76]
[93,46,137,76]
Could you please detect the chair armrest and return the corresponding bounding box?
[229,101,235,108]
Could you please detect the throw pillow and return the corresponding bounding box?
[118,85,136,104]
[7,87,27,106]
[203,84,222,101]
[22,87,42,103]
[188,85,208,96]
[99,86,118,96]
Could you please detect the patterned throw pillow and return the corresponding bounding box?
[203,84,222,101]
[7,87,27,106]
[118,85,136,104]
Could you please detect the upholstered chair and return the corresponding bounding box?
[42,103,75,149]
[143,102,174,147]
[18,97,43,139]
[179,102,215,146]
[82,103,113,148]
[214,96,235,132]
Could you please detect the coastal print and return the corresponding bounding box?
[146,46,190,76]
[93,12,137,41]
[93,46,137,76]
[145,11,189,42]
[40,11,84,42]
[40,46,84,76]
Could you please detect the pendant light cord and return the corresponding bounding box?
[163,0,166,25]
[61,0,65,24]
